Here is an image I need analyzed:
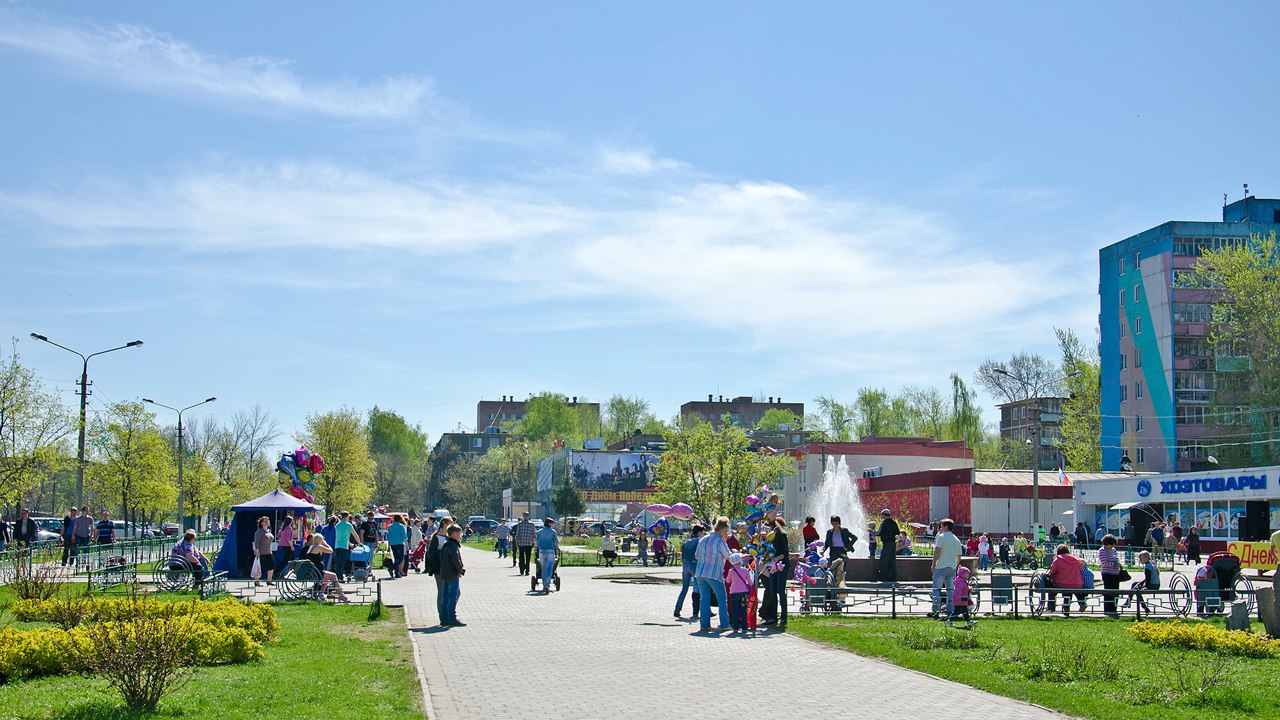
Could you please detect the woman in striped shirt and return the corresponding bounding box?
[1098,534,1121,616]
[694,516,732,632]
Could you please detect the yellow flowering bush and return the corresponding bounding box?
[1128,620,1280,658]
[14,597,278,642]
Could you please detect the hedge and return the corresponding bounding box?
[1128,620,1280,658]
[13,597,279,642]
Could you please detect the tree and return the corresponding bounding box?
[551,478,585,518]
[811,395,855,441]
[654,417,794,522]
[900,385,949,439]
[440,455,500,520]
[1056,327,1102,471]
[602,395,665,445]
[177,451,228,532]
[368,407,429,510]
[1193,230,1280,467]
[756,408,803,431]
[974,352,1064,403]
[87,401,175,529]
[852,387,912,438]
[296,408,375,514]
[518,393,580,442]
[0,342,73,508]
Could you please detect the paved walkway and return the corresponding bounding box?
[381,545,1068,720]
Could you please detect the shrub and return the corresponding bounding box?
[900,625,980,650]
[1014,639,1121,682]
[73,601,197,712]
[0,626,90,682]
[8,558,63,601]
[15,596,278,642]
[1128,620,1280,658]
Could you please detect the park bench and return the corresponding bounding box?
[87,561,138,592]
[199,571,229,599]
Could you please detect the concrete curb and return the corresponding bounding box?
[401,603,438,720]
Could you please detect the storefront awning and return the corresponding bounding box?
[1110,501,1150,510]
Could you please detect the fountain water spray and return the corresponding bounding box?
[804,456,868,544]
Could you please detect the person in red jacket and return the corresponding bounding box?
[1046,544,1087,616]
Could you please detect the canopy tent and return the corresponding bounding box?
[213,490,322,578]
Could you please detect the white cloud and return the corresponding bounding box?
[597,147,686,175]
[0,14,431,120]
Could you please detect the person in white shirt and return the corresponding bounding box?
[930,518,964,618]
[977,534,991,571]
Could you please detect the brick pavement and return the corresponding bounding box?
[381,545,1069,720]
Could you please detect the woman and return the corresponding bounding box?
[765,516,790,630]
[637,529,649,567]
[253,516,276,586]
[1098,534,1122,617]
[693,517,732,632]
[387,514,408,578]
[302,533,351,602]
[1045,544,1086,616]
[170,529,209,587]
[1186,525,1202,565]
[600,530,618,568]
[278,516,296,565]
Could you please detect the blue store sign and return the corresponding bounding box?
[1136,479,1152,497]
[1143,474,1268,497]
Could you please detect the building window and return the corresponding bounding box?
[1174,303,1211,323]
[487,412,495,420]
[1176,405,1206,425]
[1120,353,1127,370]
[1135,317,1143,334]
[472,438,483,448]
[1133,286,1142,303]
[1119,290,1125,307]
[1119,257,1126,274]
[1120,416,1128,434]
[1173,269,1197,288]
[1137,448,1145,464]
[1133,252,1141,269]
[1136,381,1143,399]
[1120,322,1127,338]
[1136,349,1142,368]
[489,437,501,447]
[1136,415,1144,432]
[1120,384,1128,402]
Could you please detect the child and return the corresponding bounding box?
[804,541,822,566]
[948,565,976,627]
[652,534,669,566]
[1122,550,1160,613]
[726,552,754,633]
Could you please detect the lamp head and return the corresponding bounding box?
[205,397,217,403]
[142,398,155,404]
[30,333,48,341]
[127,340,144,347]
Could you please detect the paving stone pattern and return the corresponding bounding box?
[382,545,1069,720]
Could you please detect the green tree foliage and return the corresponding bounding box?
[1056,327,1102,471]
[654,416,795,521]
[191,406,280,512]
[519,393,581,442]
[87,401,175,528]
[602,394,666,445]
[440,456,499,520]
[551,478,585,518]
[756,408,803,431]
[296,408,375,514]
[1194,230,1280,467]
[811,395,855,441]
[0,343,73,508]
[179,451,229,532]
[368,407,429,510]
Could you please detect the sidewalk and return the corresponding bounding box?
[381,545,1068,720]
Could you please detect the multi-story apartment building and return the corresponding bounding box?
[997,397,1066,470]
[680,395,804,429]
[476,395,599,434]
[1099,195,1280,472]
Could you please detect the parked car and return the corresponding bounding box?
[161,522,181,536]
[467,519,499,535]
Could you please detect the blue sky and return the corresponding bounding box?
[4,2,1279,447]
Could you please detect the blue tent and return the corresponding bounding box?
[212,490,321,578]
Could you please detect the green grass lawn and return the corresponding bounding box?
[0,590,422,719]
[788,615,1280,720]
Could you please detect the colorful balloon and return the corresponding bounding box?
[645,503,671,516]
[746,495,760,505]
[669,503,693,520]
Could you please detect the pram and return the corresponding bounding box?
[1197,551,1245,616]
[531,548,562,592]
[407,539,427,573]
[348,546,373,582]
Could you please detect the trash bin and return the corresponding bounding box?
[989,572,1014,606]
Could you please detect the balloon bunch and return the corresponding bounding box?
[277,445,325,502]
[643,502,695,522]
[740,484,784,562]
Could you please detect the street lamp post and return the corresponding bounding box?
[994,368,1080,534]
[143,396,216,530]
[29,334,143,507]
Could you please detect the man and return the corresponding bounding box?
[437,525,466,627]
[824,515,857,588]
[0,513,10,551]
[674,525,704,618]
[494,518,510,559]
[14,508,39,548]
[73,506,94,554]
[1095,523,1107,546]
[60,507,78,565]
[877,509,899,584]
[331,511,357,582]
[513,512,537,576]
[1074,522,1088,548]
[96,511,116,545]
[930,518,963,618]
[358,513,380,562]
[1122,518,1136,548]
[1150,523,1166,560]
[536,517,559,594]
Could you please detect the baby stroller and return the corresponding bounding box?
[531,548,562,593]
[349,545,373,582]
[407,539,427,573]
[1197,551,1245,616]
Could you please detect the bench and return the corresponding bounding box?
[199,571,228,599]
[88,561,138,592]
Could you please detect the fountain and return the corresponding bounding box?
[805,456,868,546]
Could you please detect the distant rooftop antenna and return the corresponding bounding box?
[1243,182,1249,198]
[1223,193,1228,207]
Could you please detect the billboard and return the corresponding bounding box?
[571,451,660,492]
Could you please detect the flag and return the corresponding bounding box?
[1059,467,1072,486]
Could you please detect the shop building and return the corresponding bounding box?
[1073,464,1279,553]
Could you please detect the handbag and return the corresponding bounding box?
[1118,568,1131,582]
[250,556,262,580]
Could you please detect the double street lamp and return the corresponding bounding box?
[143,396,216,529]
[994,368,1080,532]
[29,333,144,507]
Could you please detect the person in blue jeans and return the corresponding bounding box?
[437,525,466,626]
[495,520,510,559]
[674,525,704,618]
[694,517,732,632]
[536,517,559,594]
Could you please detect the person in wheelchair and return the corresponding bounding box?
[301,533,352,603]
[169,530,210,587]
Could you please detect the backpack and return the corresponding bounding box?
[1079,562,1095,590]
[425,537,442,575]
